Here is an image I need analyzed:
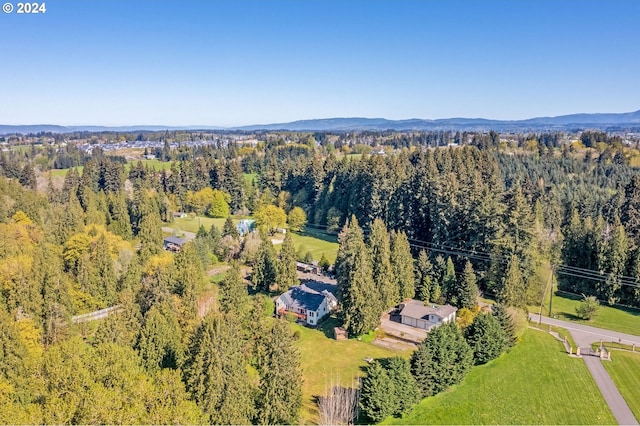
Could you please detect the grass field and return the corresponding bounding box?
[289,229,339,263]
[382,329,615,425]
[603,350,640,422]
[535,292,640,336]
[125,159,173,171]
[293,317,408,424]
[47,159,174,177]
[170,216,229,233]
[49,166,84,177]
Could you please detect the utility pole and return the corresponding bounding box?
[539,263,554,325]
[548,264,555,317]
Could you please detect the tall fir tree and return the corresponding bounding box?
[278,232,298,292]
[252,236,278,292]
[497,255,526,308]
[183,312,255,425]
[414,250,433,302]
[335,216,382,336]
[222,216,239,238]
[107,192,132,239]
[92,234,117,305]
[138,210,163,262]
[442,256,457,305]
[385,357,421,417]
[368,218,398,308]
[360,361,395,423]
[492,303,517,349]
[254,319,302,425]
[390,230,415,301]
[137,303,183,372]
[218,261,249,320]
[456,260,479,309]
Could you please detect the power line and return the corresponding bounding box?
[303,221,640,290]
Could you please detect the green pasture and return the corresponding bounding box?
[383,329,614,425]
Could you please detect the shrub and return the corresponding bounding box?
[575,295,600,320]
[285,312,298,323]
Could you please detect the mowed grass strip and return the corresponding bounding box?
[170,216,229,233]
[603,350,640,422]
[541,293,640,336]
[289,229,339,263]
[383,329,615,425]
[293,317,409,424]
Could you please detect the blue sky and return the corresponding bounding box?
[1,0,639,126]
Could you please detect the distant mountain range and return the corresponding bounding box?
[2,110,640,135]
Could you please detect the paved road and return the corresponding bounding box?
[529,313,640,347]
[530,313,639,425]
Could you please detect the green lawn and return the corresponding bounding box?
[170,216,229,233]
[124,159,173,171]
[49,166,83,177]
[48,159,173,177]
[293,317,408,424]
[603,350,640,422]
[383,329,615,425]
[537,292,640,336]
[289,229,339,264]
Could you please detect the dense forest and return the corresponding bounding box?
[1,129,640,423]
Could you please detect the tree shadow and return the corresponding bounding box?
[298,229,338,244]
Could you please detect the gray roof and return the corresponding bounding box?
[399,302,457,321]
[164,236,188,246]
[278,284,327,312]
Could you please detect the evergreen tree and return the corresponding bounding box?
[107,192,132,239]
[369,218,398,308]
[19,163,37,190]
[464,312,507,364]
[457,260,479,309]
[252,236,278,292]
[360,361,395,423]
[390,230,415,300]
[137,303,183,371]
[254,319,302,425]
[138,210,163,262]
[278,232,298,291]
[492,303,517,349]
[414,250,433,302]
[118,254,142,293]
[172,242,203,323]
[222,216,239,238]
[385,357,421,417]
[621,175,640,246]
[92,234,117,305]
[497,255,526,308]
[335,216,382,336]
[318,253,330,271]
[183,313,255,425]
[410,322,473,397]
[442,256,457,304]
[218,261,249,319]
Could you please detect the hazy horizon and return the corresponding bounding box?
[1,0,639,126]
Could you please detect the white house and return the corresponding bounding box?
[275,284,331,326]
[398,300,457,331]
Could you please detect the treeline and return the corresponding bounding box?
[0,172,303,424]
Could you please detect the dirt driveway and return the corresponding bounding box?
[379,314,427,343]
